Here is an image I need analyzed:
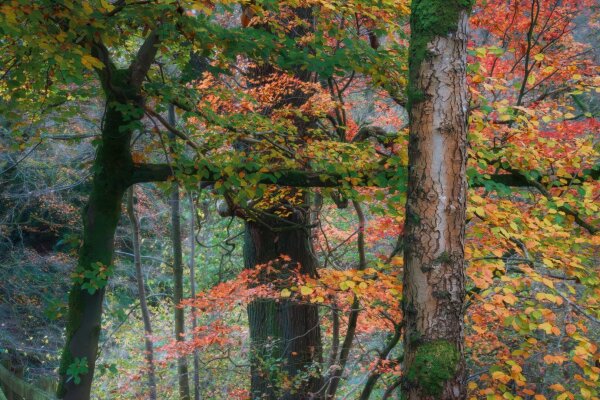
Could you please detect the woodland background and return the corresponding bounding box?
[0,0,599,399]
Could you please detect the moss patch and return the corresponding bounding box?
[407,0,474,111]
[406,340,459,397]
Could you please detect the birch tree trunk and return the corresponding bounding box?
[401,1,472,399]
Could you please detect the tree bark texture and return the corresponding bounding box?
[245,209,324,400]
[401,1,471,399]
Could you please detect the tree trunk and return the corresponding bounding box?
[169,104,191,400]
[241,6,323,398]
[245,208,324,400]
[188,194,201,400]
[127,187,158,400]
[401,1,471,399]
[57,77,138,399]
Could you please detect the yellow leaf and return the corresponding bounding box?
[81,54,104,70]
[82,1,93,14]
[503,293,517,305]
[542,258,554,268]
[300,286,314,296]
[541,278,554,288]
[580,388,591,399]
[538,322,553,334]
[492,248,504,257]
[543,354,566,365]
[474,207,486,218]
[491,371,510,383]
[471,194,484,203]
[100,0,114,11]
[339,280,356,291]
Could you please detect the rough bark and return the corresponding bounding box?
[244,209,324,400]
[169,104,191,400]
[401,1,471,399]
[127,187,157,400]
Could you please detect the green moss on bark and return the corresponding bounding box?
[406,340,459,397]
[56,288,82,397]
[407,0,474,111]
[57,76,138,398]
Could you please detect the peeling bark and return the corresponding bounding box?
[401,1,471,399]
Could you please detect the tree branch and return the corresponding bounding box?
[143,106,199,150]
[130,163,600,194]
[129,163,350,187]
[129,28,161,89]
[506,167,599,234]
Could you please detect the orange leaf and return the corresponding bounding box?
[565,324,576,335]
[549,383,565,392]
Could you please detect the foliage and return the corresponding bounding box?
[0,0,598,399]
[66,357,89,385]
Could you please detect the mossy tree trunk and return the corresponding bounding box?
[401,1,471,399]
[57,34,160,400]
[57,77,139,399]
